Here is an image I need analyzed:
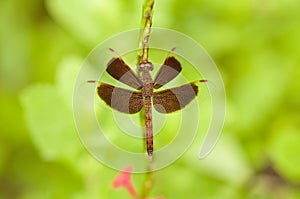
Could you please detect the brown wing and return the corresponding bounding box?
[153,56,182,89]
[152,82,198,113]
[106,57,143,90]
[97,83,143,114]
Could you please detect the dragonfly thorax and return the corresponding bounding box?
[142,83,153,97]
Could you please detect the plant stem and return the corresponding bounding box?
[137,1,157,198]
[140,162,156,198]
[138,0,155,64]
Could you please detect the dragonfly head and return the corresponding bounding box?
[139,61,153,72]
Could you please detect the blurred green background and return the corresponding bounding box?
[1,0,300,198]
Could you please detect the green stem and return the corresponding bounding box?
[137,1,156,198]
[138,0,155,64]
[140,162,156,198]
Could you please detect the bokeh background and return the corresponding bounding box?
[1,0,300,198]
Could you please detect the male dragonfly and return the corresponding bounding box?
[96,55,206,159]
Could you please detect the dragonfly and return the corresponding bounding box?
[96,55,207,159]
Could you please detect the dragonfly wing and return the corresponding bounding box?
[153,82,198,113]
[97,83,143,114]
[153,56,182,89]
[106,57,143,90]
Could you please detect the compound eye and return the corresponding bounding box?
[138,63,144,71]
[149,64,153,70]
[144,63,153,70]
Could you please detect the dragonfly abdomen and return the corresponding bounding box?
[144,96,153,158]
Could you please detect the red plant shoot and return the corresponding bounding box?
[112,166,165,199]
[112,166,138,198]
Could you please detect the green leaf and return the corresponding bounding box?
[20,57,82,162]
[268,117,300,183]
[46,0,141,47]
